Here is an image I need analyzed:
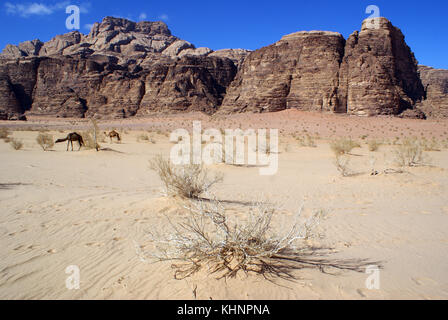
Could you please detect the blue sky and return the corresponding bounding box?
[0,0,447,69]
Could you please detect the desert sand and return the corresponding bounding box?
[1,110,448,300]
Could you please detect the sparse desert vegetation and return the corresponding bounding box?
[144,199,369,280]
[137,133,150,142]
[149,155,224,199]
[0,127,10,140]
[297,134,317,148]
[36,132,54,151]
[330,138,361,155]
[333,154,353,177]
[81,131,100,150]
[1,111,448,299]
[367,139,381,152]
[9,138,23,150]
[393,137,428,167]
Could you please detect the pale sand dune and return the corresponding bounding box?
[1,112,448,300]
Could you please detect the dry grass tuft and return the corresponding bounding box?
[9,138,23,150]
[137,133,151,142]
[330,138,361,156]
[333,154,352,177]
[0,128,11,140]
[419,137,440,152]
[393,137,428,167]
[367,140,381,152]
[297,134,317,148]
[81,131,101,150]
[36,132,54,151]
[150,155,223,199]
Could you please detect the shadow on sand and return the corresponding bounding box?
[0,183,32,190]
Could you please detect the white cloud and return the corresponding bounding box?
[84,23,94,31]
[158,14,169,21]
[4,1,91,17]
[6,2,53,16]
[79,2,91,14]
[138,12,147,21]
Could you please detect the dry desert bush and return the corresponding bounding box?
[333,154,353,177]
[393,137,428,167]
[143,199,372,280]
[81,131,101,150]
[9,138,23,150]
[442,138,448,149]
[330,138,361,156]
[419,137,440,152]
[79,119,101,151]
[36,132,54,151]
[0,128,10,140]
[137,133,155,143]
[146,199,323,279]
[296,134,317,148]
[367,140,381,152]
[150,155,223,199]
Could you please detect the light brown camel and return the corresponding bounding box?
[55,132,84,151]
[104,130,121,143]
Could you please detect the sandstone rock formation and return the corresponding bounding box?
[0,17,237,119]
[209,49,251,67]
[338,18,424,116]
[221,31,345,113]
[0,16,447,120]
[0,58,39,119]
[416,66,448,118]
[221,18,427,117]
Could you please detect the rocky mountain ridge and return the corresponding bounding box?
[0,16,446,120]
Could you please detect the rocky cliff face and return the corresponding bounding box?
[338,18,424,116]
[0,16,446,120]
[220,31,345,113]
[0,58,40,119]
[0,17,239,119]
[221,18,427,117]
[416,66,448,118]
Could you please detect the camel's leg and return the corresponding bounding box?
[71,140,74,151]
[66,141,69,151]
[78,140,82,151]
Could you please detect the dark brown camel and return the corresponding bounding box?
[104,130,121,143]
[55,132,84,151]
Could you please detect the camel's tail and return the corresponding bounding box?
[79,136,84,146]
[55,138,68,144]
